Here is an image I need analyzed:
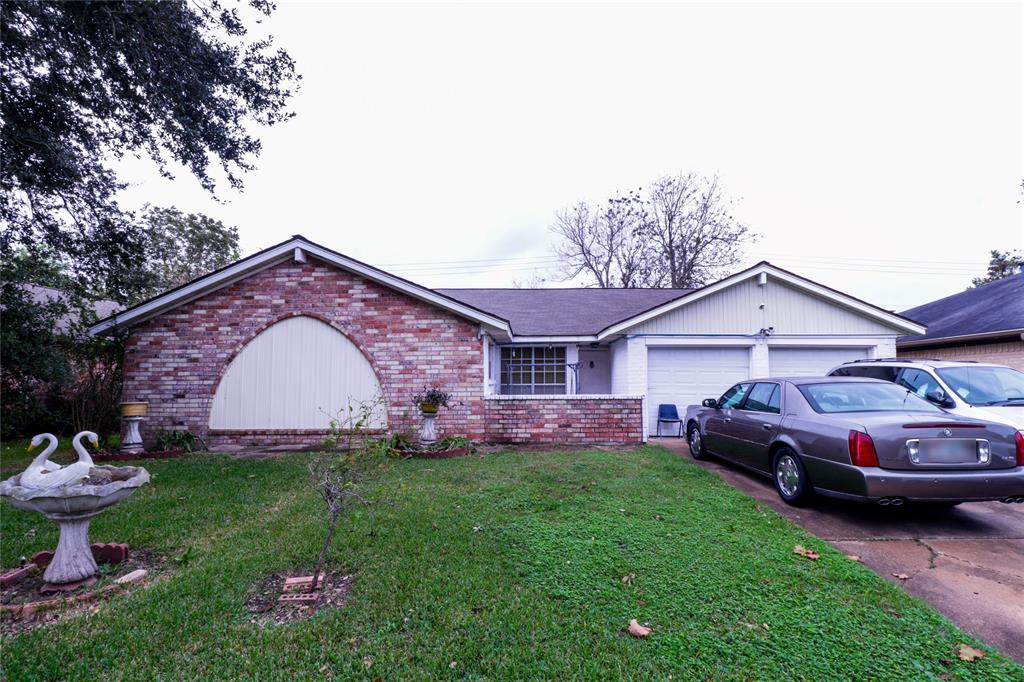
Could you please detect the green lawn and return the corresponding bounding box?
[2,445,1021,680]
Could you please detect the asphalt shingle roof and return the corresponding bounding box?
[436,288,693,336]
[898,273,1024,344]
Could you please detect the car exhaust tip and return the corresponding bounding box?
[1000,496,1024,504]
[877,498,891,506]
[890,498,905,507]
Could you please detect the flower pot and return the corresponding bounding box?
[120,402,148,417]
[420,403,439,414]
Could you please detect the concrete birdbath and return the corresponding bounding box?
[0,432,150,589]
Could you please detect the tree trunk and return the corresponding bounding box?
[311,511,339,591]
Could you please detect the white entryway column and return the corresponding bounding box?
[624,337,649,441]
[751,338,770,377]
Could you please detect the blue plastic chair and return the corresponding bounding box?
[657,404,682,437]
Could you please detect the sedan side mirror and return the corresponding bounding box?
[925,389,954,409]
[702,398,720,409]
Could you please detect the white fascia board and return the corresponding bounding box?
[764,335,898,347]
[597,264,926,339]
[89,237,512,336]
[298,242,511,334]
[761,268,926,335]
[88,243,297,335]
[642,336,757,347]
[502,335,600,344]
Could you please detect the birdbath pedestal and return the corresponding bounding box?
[419,411,438,446]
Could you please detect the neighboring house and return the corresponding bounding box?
[24,284,120,331]
[897,274,1024,371]
[89,235,925,447]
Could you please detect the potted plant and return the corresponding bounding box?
[413,387,450,415]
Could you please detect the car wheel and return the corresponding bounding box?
[687,424,709,460]
[772,447,812,506]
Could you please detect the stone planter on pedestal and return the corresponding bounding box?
[419,411,438,446]
[120,402,148,455]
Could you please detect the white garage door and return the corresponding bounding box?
[210,316,386,429]
[768,347,868,377]
[647,347,750,433]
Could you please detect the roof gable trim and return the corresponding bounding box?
[597,262,927,338]
[88,237,512,335]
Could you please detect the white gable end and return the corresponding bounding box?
[624,274,902,336]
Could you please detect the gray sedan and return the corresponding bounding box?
[683,377,1024,506]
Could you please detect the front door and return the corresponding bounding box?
[578,349,611,394]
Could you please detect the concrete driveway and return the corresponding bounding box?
[652,438,1024,663]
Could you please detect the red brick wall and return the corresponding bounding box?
[899,340,1024,371]
[483,396,644,445]
[122,257,486,446]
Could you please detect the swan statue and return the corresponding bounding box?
[25,433,62,473]
[20,431,99,489]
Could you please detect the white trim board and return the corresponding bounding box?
[598,263,926,339]
[89,236,513,336]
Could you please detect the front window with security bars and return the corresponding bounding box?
[499,346,567,395]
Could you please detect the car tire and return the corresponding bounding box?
[772,447,812,506]
[687,423,709,460]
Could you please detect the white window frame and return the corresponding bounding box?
[499,346,568,395]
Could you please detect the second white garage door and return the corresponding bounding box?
[647,347,750,434]
[768,347,868,377]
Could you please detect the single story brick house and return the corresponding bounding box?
[89,235,926,447]
[897,273,1024,371]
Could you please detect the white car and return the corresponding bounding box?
[828,359,1024,429]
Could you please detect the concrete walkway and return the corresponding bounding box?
[651,437,1024,663]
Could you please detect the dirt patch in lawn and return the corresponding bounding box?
[1,551,163,636]
[245,570,353,627]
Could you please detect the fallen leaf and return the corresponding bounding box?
[472,525,482,532]
[449,661,459,669]
[793,545,819,560]
[761,623,769,630]
[957,644,986,662]
[846,555,861,562]
[621,573,636,585]
[619,508,626,513]
[362,656,373,669]
[892,573,910,581]
[628,619,652,638]
[247,474,256,479]
[654,514,664,521]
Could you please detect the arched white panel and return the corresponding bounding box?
[209,316,385,429]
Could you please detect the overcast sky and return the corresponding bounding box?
[115,1,1023,311]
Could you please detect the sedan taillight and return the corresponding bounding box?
[1016,431,1024,467]
[849,430,879,467]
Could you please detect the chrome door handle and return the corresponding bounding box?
[723,418,731,423]
[762,424,773,430]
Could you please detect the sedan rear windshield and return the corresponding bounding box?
[936,366,1024,406]
[798,382,943,414]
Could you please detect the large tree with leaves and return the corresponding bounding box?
[0,0,298,301]
[127,205,242,304]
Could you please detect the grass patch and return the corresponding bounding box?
[1,446,1021,680]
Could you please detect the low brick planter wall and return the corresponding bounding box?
[483,395,644,445]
